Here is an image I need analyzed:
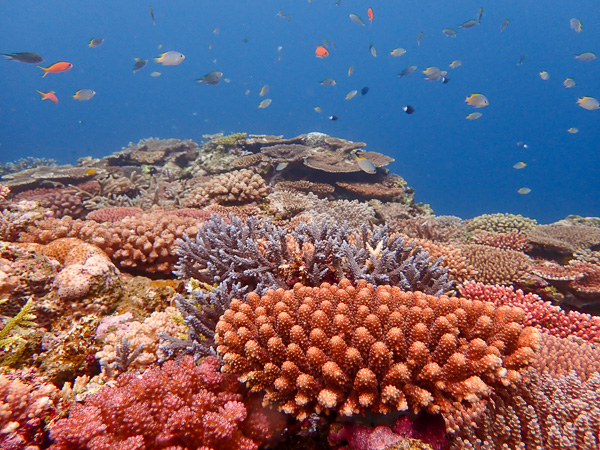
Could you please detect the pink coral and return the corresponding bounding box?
[49,356,278,449]
[459,281,600,343]
[0,368,60,449]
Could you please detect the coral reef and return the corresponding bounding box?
[2,131,600,448]
[49,355,280,449]
[215,279,540,420]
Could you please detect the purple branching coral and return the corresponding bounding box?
[174,214,451,296]
[159,281,247,362]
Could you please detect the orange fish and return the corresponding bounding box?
[37,61,73,77]
[315,45,329,58]
[368,7,374,25]
[36,90,58,104]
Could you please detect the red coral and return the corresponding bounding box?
[459,281,600,343]
[49,356,277,449]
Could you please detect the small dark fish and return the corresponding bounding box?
[360,86,369,96]
[2,52,43,64]
[477,7,483,23]
[403,105,415,114]
[517,141,529,149]
[89,37,104,48]
[133,58,148,73]
[517,55,525,66]
[442,76,450,84]
[243,37,249,43]
[398,65,417,78]
[460,19,478,29]
[196,71,223,85]
[149,6,156,26]
[328,115,338,121]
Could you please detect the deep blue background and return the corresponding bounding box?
[1,0,598,223]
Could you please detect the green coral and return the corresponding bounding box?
[467,213,537,234]
[213,132,247,147]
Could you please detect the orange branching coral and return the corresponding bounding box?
[459,244,531,285]
[215,279,540,420]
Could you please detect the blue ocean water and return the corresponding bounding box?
[0,0,598,223]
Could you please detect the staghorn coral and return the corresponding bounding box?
[467,213,537,234]
[450,368,600,450]
[185,169,269,206]
[459,244,531,285]
[174,215,451,296]
[159,281,247,362]
[215,279,540,420]
[525,223,600,256]
[460,281,600,343]
[472,232,529,252]
[49,355,277,449]
[0,367,61,449]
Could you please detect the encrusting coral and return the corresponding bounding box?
[215,279,540,420]
[49,355,282,449]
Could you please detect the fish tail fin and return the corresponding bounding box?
[36,90,44,96]
[37,66,48,76]
[154,57,161,63]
